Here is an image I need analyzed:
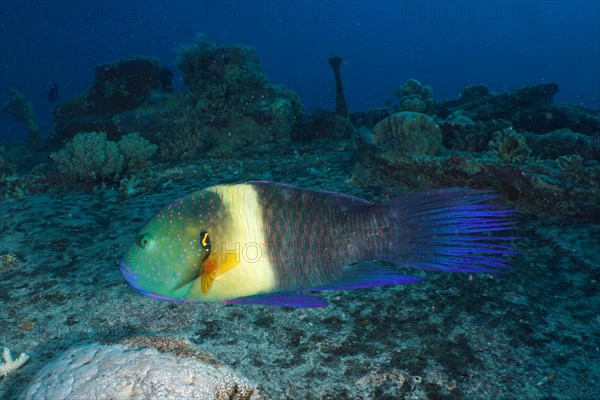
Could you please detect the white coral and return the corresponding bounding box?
[0,346,29,378]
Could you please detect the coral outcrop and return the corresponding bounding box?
[21,340,266,400]
[173,34,303,150]
[435,83,600,134]
[328,56,348,117]
[51,56,173,145]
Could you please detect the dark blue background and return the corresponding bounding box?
[1,1,598,141]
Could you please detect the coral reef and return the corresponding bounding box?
[0,346,29,379]
[0,89,41,145]
[328,56,348,117]
[21,341,265,399]
[372,111,443,156]
[394,79,434,114]
[353,144,599,217]
[49,34,302,161]
[50,131,157,184]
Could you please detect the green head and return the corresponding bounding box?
[119,188,226,301]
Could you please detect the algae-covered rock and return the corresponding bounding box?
[373,111,443,156]
[177,34,265,98]
[524,129,600,160]
[442,115,512,152]
[51,56,173,144]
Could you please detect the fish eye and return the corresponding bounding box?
[138,234,153,249]
[199,231,211,261]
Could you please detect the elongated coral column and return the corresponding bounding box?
[328,56,348,117]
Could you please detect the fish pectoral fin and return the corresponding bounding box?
[200,254,240,295]
[214,253,239,278]
[201,270,217,295]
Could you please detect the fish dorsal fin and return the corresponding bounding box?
[249,181,374,212]
[200,254,239,295]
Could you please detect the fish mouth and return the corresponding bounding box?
[118,259,182,302]
[119,259,139,287]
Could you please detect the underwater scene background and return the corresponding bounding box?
[1,1,599,399]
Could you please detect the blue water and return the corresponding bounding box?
[1,1,599,141]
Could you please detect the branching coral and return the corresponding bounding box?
[0,346,29,378]
[50,132,124,182]
[118,132,158,169]
[50,131,157,183]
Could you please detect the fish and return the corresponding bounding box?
[47,82,59,102]
[119,181,517,307]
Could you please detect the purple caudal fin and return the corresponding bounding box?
[380,189,518,273]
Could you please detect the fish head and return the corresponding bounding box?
[119,188,227,301]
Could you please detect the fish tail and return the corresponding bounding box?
[375,189,518,273]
